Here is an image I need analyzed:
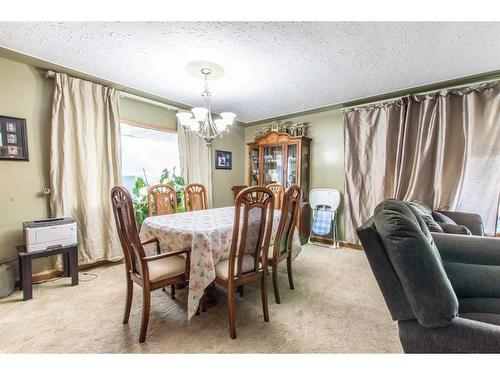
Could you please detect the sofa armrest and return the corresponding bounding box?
[438,210,484,236]
[432,233,500,265]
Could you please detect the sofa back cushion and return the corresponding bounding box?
[432,211,456,225]
[374,199,458,328]
[407,201,444,233]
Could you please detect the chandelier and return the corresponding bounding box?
[176,67,236,147]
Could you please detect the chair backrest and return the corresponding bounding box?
[266,183,284,210]
[184,183,208,211]
[111,186,147,278]
[229,186,274,279]
[231,185,248,202]
[148,184,177,216]
[273,185,301,258]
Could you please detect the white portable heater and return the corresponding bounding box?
[308,189,340,248]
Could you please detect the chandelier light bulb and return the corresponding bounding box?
[214,119,227,132]
[191,107,208,122]
[188,118,199,132]
[220,112,236,126]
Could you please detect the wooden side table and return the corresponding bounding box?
[16,244,79,301]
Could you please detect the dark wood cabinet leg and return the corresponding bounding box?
[18,256,23,290]
[22,256,33,301]
[69,247,79,286]
[62,252,70,277]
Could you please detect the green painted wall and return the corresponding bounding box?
[0,57,53,273]
[120,97,177,131]
[244,109,346,240]
[211,125,246,207]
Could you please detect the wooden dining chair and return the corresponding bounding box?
[148,184,177,216]
[268,185,301,304]
[231,185,248,202]
[266,183,285,210]
[214,186,274,339]
[184,183,209,211]
[111,186,190,343]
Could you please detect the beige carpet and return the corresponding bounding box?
[0,244,402,353]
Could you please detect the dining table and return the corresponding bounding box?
[139,206,302,320]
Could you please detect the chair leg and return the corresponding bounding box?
[272,264,280,304]
[139,288,151,343]
[238,285,244,297]
[261,274,270,322]
[170,284,176,300]
[287,254,295,290]
[227,284,237,339]
[123,278,133,324]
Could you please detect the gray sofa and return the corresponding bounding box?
[357,199,500,353]
[407,200,485,236]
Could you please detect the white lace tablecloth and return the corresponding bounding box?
[140,206,301,320]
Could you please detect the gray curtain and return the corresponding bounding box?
[344,81,500,243]
[50,73,123,265]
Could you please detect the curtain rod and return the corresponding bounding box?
[341,76,500,112]
[45,69,180,112]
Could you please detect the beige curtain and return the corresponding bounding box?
[344,81,500,243]
[50,73,123,265]
[177,124,213,206]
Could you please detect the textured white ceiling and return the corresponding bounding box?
[1,22,500,123]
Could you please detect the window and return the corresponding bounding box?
[120,122,180,193]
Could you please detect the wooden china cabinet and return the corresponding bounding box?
[247,131,311,243]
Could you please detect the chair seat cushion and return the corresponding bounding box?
[148,255,186,283]
[460,313,500,326]
[215,255,256,280]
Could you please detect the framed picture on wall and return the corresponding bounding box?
[215,150,232,170]
[0,115,29,161]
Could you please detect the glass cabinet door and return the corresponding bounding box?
[300,144,310,200]
[285,144,297,188]
[250,148,260,186]
[262,146,283,186]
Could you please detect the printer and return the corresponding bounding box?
[23,218,77,252]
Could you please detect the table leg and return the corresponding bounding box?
[69,247,79,286]
[62,252,70,277]
[202,282,217,310]
[22,256,33,301]
[18,256,23,291]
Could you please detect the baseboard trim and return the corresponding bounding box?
[309,236,363,250]
[17,259,123,285]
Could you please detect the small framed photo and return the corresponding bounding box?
[7,145,18,156]
[215,150,232,170]
[1,115,29,161]
[7,133,17,144]
[6,122,17,133]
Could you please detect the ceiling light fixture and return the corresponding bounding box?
[176,65,235,147]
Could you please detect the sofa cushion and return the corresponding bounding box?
[460,313,500,326]
[438,223,472,235]
[408,201,444,233]
[432,211,457,225]
[374,199,458,328]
